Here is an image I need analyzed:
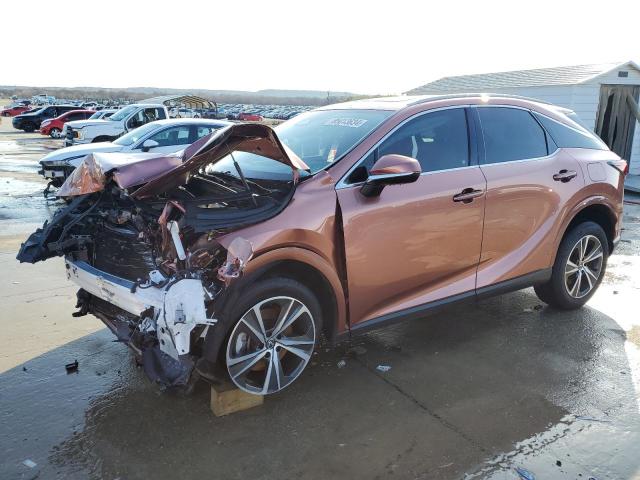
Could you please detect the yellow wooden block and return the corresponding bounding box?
[210,383,264,417]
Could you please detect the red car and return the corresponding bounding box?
[238,112,263,121]
[39,109,95,138]
[1,105,30,117]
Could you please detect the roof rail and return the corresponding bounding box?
[406,93,558,107]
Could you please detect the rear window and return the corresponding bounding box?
[533,112,608,151]
[478,107,548,163]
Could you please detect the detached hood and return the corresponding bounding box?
[58,123,309,198]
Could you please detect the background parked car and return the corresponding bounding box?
[173,108,199,118]
[238,112,263,121]
[40,118,232,186]
[39,109,95,138]
[64,103,169,146]
[1,105,30,117]
[12,105,79,132]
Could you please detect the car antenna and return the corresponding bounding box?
[226,145,258,207]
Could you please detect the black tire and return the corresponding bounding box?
[22,122,35,133]
[49,127,61,138]
[222,277,322,394]
[2,112,10,117]
[534,221,608,309]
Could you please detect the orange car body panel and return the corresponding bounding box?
[336,167,485,323]
[216,95,625,335]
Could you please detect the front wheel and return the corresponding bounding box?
[535,221,608,309]
[22,123,35,133]
[224,278,321,395]
[49,127,61,138]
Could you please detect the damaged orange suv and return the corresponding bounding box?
[18,95,627,395]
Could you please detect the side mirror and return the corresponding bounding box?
[360,154,421,197]
[141,139,159,152]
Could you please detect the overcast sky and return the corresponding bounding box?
[3,0,639,94]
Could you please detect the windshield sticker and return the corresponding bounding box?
[323,118,368,128]
[327,147,337,163]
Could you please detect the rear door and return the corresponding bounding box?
[474,106,585,288]
[336,107,487,326]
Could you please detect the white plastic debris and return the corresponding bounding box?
[22,459,37,468]
[376,365,392,372]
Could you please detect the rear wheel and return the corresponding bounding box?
[2,112,10,117]
[224,278,321,395]
[535,221,608,309]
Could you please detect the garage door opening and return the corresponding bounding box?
[595,84,640,163]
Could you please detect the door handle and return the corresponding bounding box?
[453,188,484,203]
[553,169,577,182]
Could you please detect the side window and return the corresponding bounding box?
[478,107,548,163]
[68,112,84,121]
[148,126,191,146]
[351,108,469,182]
[143,108,160,123]
[127,110,145,129]
[155,108,167,119]
[533,112,607,151]
[196,126,215,139]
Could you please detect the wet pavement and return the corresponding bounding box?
[0,121,64,234]
[1,115,640,479]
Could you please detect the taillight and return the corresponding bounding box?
[607,160,629,176]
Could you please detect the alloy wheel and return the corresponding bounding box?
[226,296,316,394]
[564,234,604,299]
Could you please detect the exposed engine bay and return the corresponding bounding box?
[17,123,307,388]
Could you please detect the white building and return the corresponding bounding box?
[407,61,640,175]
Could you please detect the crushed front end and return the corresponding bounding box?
[17,123,307,388]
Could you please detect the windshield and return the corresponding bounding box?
[274,109,392,172]
[109,105,138,122]
[205,109,392,182]
[113,122,159,146]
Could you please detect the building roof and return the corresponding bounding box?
[140,94,215,109]
[407,61,640,95]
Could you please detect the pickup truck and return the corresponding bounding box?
[64,104,168,146]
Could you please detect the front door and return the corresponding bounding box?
[336,107,486,326]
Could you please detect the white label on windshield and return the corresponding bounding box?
[323,118,368,128]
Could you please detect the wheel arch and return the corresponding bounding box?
[554,199,617,262]
[201,247,347,367]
